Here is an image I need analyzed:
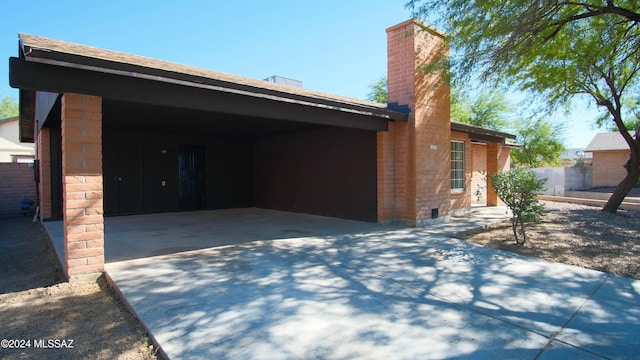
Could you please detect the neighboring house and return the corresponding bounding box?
[585,131,634,187]
[9,19,515,280]
[0,117,36,216]
[0,116,34,162]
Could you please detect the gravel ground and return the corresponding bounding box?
[458,200,640,280]
[0,217,158,360]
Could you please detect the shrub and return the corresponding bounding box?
[490,168,547,245]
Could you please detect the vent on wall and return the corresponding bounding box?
[264,75,303,88]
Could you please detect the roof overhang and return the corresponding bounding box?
[451,121,516,144]
[10,34,408,133]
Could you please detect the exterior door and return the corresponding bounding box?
[179,145,205,210]
[104,142,144,215]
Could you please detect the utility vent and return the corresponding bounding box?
[264,75,303,88]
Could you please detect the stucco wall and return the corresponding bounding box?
[0,119,35,163]
[591,150,630,187]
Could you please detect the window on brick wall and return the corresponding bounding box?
[451,141,464,190]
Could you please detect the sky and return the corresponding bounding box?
[0,0,604,148]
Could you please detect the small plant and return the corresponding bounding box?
[490,168,546,245]
[474,170,487,202]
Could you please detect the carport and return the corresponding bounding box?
[11,20,516,280]
[10,33,407,279]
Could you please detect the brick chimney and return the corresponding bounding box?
[378,19,451,226]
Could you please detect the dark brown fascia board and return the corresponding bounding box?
[9,57,390,132]
[451,121,516,143]
[18,90,35,143]
[19,45,407,122]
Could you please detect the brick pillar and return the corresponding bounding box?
[486,142,500,206]
[61,93,104,280]
[38,128,52,219]
[380,19,450,225]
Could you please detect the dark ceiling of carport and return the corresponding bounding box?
[102,98,326,139]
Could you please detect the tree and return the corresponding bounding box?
[451,89,510,131]
[408,1,640,213]
[366,77,388,104]
[512,118,565,167]
[367,77,510,131]
[490,168,547,245]
[0,95,18,119]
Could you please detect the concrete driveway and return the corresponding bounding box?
[104,209,640,359]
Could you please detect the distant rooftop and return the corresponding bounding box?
[585,131,635,152]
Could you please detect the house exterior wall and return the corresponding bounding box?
[592,150,630,187]
[0,118,35,162]
[102,129,253,216]
[471,143,487,205]
[0,163,36,217]
[486,143,511,206]
[255,127,377,222]
[450,131,472,210]
[37,128,53,219]
[380,19,452,225]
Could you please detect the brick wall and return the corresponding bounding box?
[0,163,36,217]
[450,131,471,210]
[485,143,511,206]
[471,143,487,205]
[592,150,630,187]
[380,19,450,225]
[37,128,52,219]
[61,93,104,279]
[486,143,500,206]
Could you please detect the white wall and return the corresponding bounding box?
[0,119,34,163]
[532,166,592,196]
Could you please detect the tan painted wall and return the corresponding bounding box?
[591,150,630,187]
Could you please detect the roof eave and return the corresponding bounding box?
[17,34,407,123]
[451,120,516,143]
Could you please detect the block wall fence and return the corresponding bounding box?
[0,163,36,217]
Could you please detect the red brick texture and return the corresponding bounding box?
[471,143,488,205]
[450,131,472,210]
[37,128,53,219]
[485,143,511,206]
[0,163,36,217]
[379,20,451,225]
[61,93,104,279]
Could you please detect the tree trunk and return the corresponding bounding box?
[603,157,640,213]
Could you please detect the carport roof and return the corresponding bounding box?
[10,33,407,137]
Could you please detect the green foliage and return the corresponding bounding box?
[0,95,19,119]
[366,77,388,104]
[408,0,640,212]
[369,76,511,132]
[490,168,547,245]
[451,88,510,131]
[511,118,565,168]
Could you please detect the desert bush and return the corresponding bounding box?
[490,168,546,245]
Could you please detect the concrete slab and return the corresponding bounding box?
[103,207,639,359]
[106,238,549,359]
[555,274,640,359]
[45,208,385,263]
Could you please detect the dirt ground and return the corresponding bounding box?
[0,217,158,360]
[457,200,640,280]
[0,200,638,359]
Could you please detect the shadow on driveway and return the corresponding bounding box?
[106,219,640,359]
